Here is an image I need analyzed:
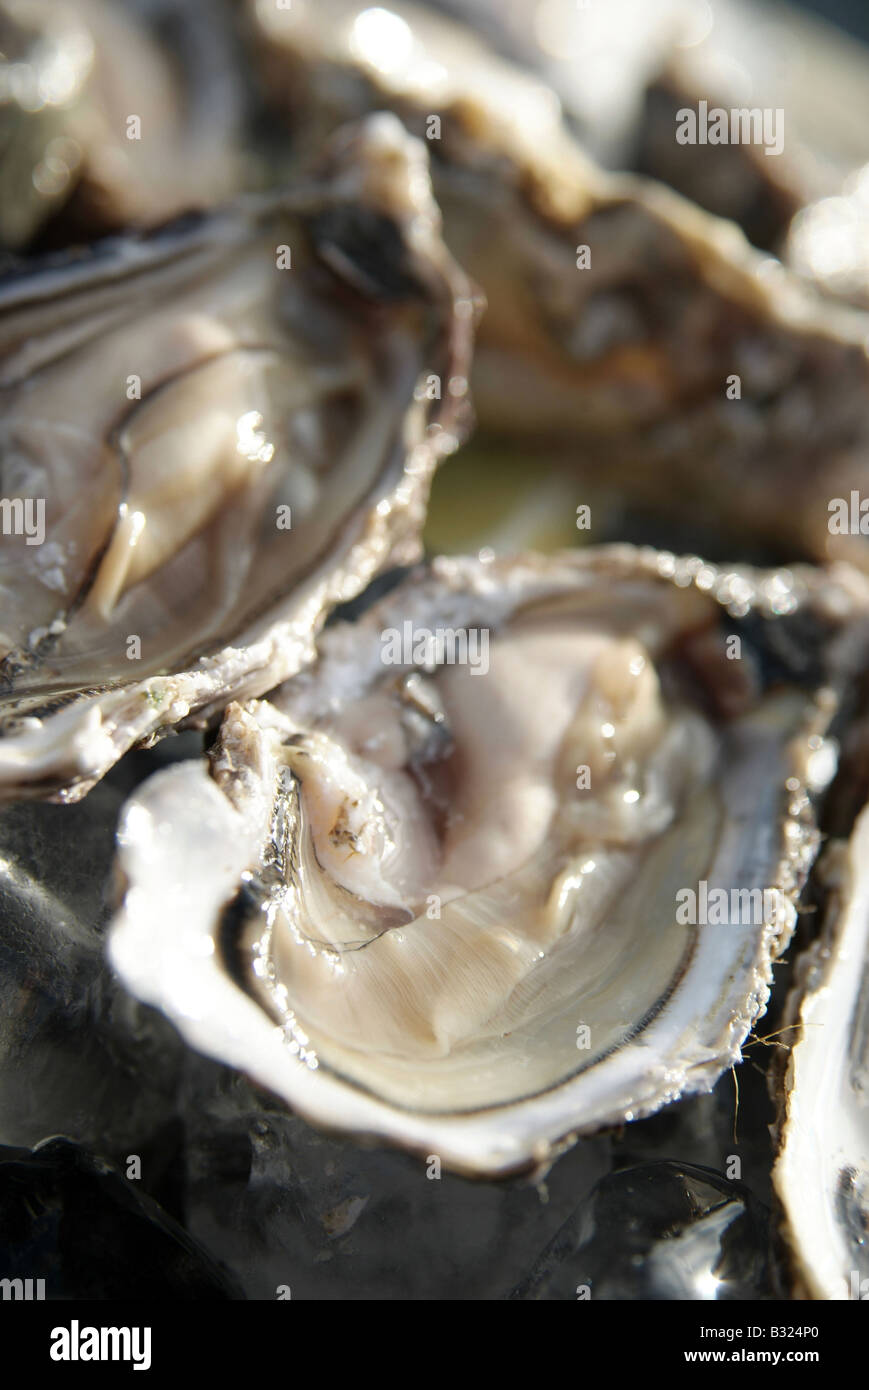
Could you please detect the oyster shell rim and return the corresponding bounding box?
[108,545,841,1176]
[772,804,869,1300]
[0,113,480,804]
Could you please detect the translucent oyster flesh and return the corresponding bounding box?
[774,806,869,1300]
[245,0,869,563]
[0,114,477,800]
[110,548,850,1175]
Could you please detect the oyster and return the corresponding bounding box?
[0,0,244,251]
[0,114,476,800]
[633,0,869,253]
[245,0,869,564]
[773,807,869,1300]
[110,547,852,1176]
[0,0,92,248]
[443,0,691,171]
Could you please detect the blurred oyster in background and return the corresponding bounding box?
[488,0,869,326]
[429,0,696,169]
[0,0,92,248]
[0,0,246,252]
[436,0,869,250]
[245,0,869,567]
[0,114,476,800]
[632,0,869,251]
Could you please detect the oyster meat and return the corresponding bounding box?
[0,0,867,1304]
[0,114,476,800]
[110,547,852,1174]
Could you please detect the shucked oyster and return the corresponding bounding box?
[773,807,869,1299]
[245,0,869,564]
[0,114,476,800]
[0,0,244,250]
[110,547,855,1175]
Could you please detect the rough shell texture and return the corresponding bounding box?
[0,114,477,801]
[108,547,857,1175]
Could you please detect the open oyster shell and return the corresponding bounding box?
[245,0,869,564]
[0,114,476,801]
[110,547,859,1176]
[773,808,869,1300]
